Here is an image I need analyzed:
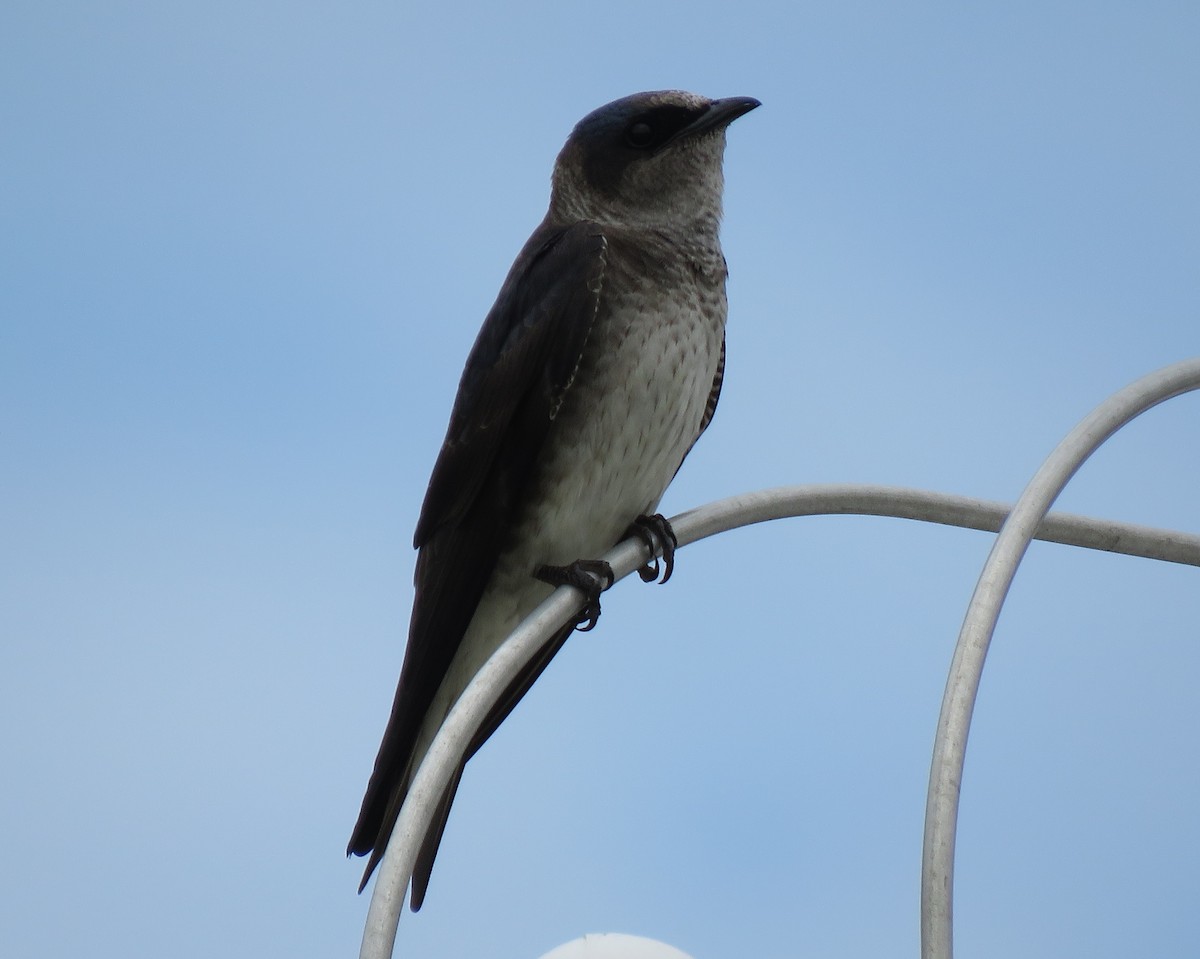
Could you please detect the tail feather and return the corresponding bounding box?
[351,621,577,901]
[410,764,464,911]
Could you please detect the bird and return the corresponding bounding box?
[348,89,759,908]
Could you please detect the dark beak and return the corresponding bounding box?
[655,96,761,154]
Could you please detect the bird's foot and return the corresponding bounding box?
[535,559,615,632]
[624,513,678,584]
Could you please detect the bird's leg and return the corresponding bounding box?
[624,513,678,584]
[535,559,615,632]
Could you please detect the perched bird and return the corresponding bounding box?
[348,90,759,907]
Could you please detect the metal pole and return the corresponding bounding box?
[921,358,1200,959]
[359,434,1200,958]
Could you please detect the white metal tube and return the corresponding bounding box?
[921,358,1200,959]
[361,474,1200,959]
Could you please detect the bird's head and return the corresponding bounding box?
[548,91,759,233]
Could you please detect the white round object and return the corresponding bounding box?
[537,933,695,959]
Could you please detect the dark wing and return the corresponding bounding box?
[698,334,724,439]
[348,220,609,888]
[671,331,725,483]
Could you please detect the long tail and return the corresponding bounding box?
[351,621,575,907]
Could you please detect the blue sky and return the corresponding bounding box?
[3,2,1198,957]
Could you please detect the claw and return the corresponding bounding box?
[535,559,615,631]
[625,522,662,582]
[624,513,678,584]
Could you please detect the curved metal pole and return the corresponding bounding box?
[360,475,1200,958]
[921,357,1200,959]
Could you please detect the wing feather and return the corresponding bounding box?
[348,222,608,882]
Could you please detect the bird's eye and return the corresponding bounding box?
[625,120,655,148]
